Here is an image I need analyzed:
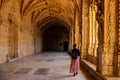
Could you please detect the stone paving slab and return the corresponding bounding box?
[0,52,93,80]
[13,68,32,75]
[34,68,49,75]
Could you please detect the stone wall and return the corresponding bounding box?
[0,0,35,63]
[35,29,42,53]
[18,14,34,57]
[0,0,19,63]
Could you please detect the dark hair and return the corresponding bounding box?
[73,44,76,47]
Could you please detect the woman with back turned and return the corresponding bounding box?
[70,44,80,76]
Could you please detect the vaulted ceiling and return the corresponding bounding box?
[0,0,81,31]
[20,0,81,25]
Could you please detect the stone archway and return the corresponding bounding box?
[34,17,70,52]
[42,23,69,51]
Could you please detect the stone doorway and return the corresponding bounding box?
[63,41,68,51]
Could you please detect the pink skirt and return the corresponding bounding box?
[70,58,80,73]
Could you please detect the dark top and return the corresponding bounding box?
[71,48,80,59]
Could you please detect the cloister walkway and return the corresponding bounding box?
[0,52,94,80]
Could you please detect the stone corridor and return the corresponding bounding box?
[0,0,120,80]
[0,52,93,80]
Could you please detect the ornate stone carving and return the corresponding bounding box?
[96,0,104,74]
[8,6,16,24]
[103,0,116,76]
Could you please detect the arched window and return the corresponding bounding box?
[88,3,98,57]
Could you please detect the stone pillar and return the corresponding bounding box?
[68,21,73,51]
[75,12,80,48]
[81,0,89,59]
[74,0,82,50]
[96,0,104,74]
[103,0,116,76]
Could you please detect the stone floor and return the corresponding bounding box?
[0,52,94,80]
[106,77,120,80]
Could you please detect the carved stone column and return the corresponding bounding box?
[96,0,104,74]
[103,0,116,76]
[75,12,80,48]
[81,0,89,59]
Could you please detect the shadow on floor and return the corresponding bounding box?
[80,65,96,80]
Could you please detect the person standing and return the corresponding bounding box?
[70,44,80,76]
